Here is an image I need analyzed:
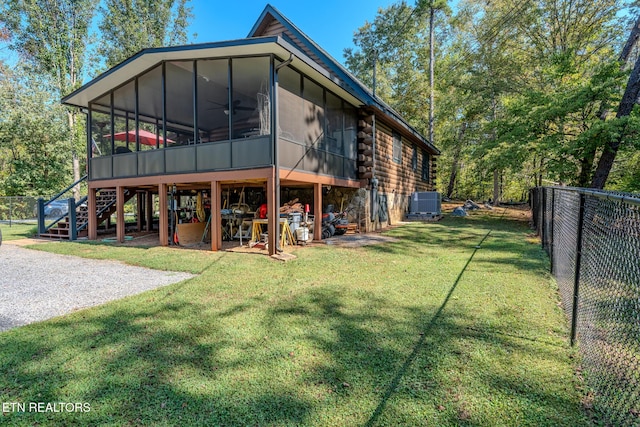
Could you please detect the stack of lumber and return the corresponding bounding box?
[280,198,304,214]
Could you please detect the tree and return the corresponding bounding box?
[344,1,452,136]
[591,15,640,188]
[0,64,70,196]
[98,0,192,70]
[0,0,99,198]
[416,0,451,147]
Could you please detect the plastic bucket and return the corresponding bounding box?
[289,212,302,233]
[296,226,309,243]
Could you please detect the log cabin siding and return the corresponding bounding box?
[373,122,435,224]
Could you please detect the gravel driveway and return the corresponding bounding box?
[0,243,195,332]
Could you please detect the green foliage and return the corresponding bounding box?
[347,0,638,195]
[0,0,98,96]
[0,0,193,197]
[97,0,193,70]
[0,66,71,196]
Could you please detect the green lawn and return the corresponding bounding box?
[0,223,37,241]
[0,209,593,426]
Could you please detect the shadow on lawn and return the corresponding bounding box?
[368,216,548,275]
[259,229,582,425]
[0,211,583,426]
[0,298,312,426]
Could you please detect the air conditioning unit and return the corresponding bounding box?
[406,192,441,220]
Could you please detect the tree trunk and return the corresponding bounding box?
[590,52,640,189]
[68,110,81,200]
[598,15,640,122]
[577,145,596,187]
[429,6,435,145]
[446,122,466,198]
[619,15,640,64]
[493,169,500,205]
[446,146,461,199]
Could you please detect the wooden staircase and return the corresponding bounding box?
[39,189,134,240]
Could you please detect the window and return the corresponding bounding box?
[422,150,430,182]
[392,130,402,164]
[412,145,418,171]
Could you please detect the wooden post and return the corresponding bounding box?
[267,170,278,255]
[314,182,322,240]
[88,188,97,240]
[136,192,143,232]
[116,186,125,243]
[159,183,168,246]
[145,191,153,232]
[210,180,221,251]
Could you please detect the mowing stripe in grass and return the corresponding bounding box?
[365,226,495,426]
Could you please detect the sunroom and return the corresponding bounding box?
[63,36,364,254]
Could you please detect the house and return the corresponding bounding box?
[60,4,439,254]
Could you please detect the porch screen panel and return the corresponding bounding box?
[112,81,135,154]
[165,61,195,144]
[231,57,270,140]
[138,65,164,149]
[343,105,358,179]
[303,77,324,149]
[326,92,343,155]
[278,66,304,143]
[344,105,357,160]
[196,59,229,143]
[90,95,112,157]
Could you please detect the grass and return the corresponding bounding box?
[0,223,37,241]
[0,208,593,426]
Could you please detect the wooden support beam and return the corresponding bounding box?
[88,188,97,240]
[314,182,322,241]
[145,191,153,232]
[159,183,168,246]
[267,168,278,255]
[210,180,221,251]
[116,186,125,243]
[136,192,143,232]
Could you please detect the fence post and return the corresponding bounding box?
[37,198,45,236]
[570,192,586,347]
[549,188,555,274]
[68,198,77,241]
[543,187,550,251]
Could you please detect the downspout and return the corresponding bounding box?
[273,53,294,252]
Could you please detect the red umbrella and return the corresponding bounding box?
[104,129,174,146]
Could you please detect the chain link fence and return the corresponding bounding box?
[0,196,41,225]
[531,186,640,426]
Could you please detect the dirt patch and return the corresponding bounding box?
[322,233,399,247]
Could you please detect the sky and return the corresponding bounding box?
[188,1,398,65]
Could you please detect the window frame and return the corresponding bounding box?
[392,130,402,164]
[422,150,430,182]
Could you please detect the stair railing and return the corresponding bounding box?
[76,188,129,233]
[37,174,88,237]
